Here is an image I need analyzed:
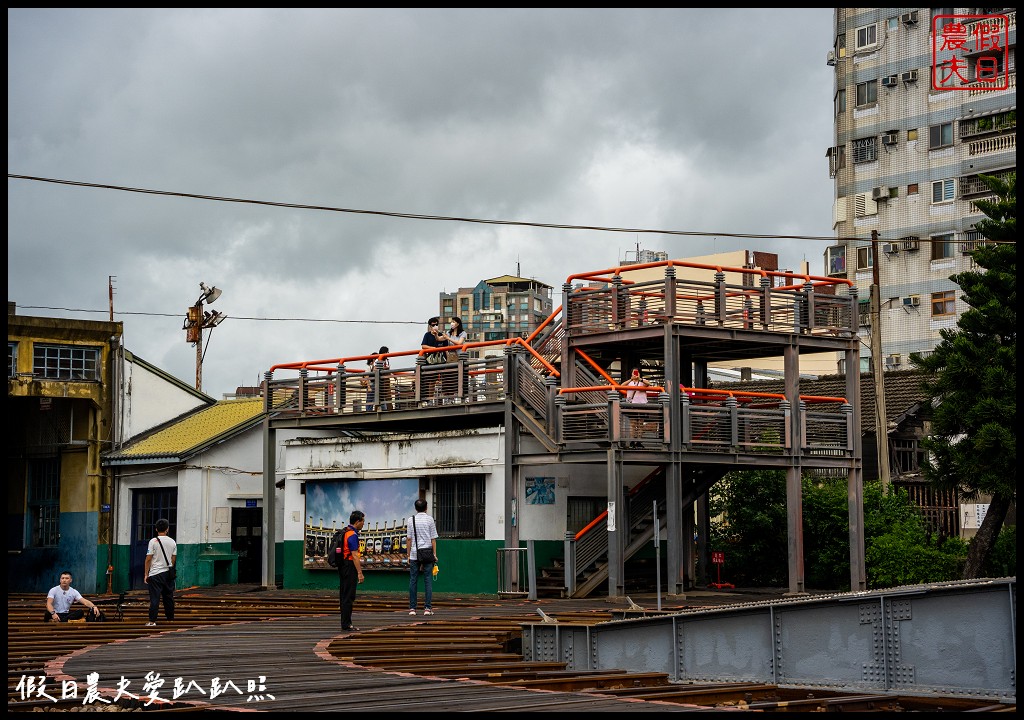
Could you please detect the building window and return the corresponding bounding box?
[931,179,955,204]
[857,246,874,270]
[907,129,918,141]
[827,146,846,177]
[852,136,878,164]
[928,122,953,149]
[932,8,954,33]
[931,233,955,260]
[856,80,878,107]
[931,290,956,316]
[8,341,16,378]
[432,474,485,538]
[907,183,919,195]
[825,245,846,276]
[887,16,899,32]
[27,458,60,547]
[835,88,846,115]
[32,344,101,381]
[858,299,871,327]
[855,23,877,51]
[836,33,846,58]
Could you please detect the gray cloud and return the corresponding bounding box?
[8,8,836,398]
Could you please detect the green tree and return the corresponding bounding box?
[862,482,968,587]
[710,472,970,591]
[911,172,1016,579]
[708,468,787,586]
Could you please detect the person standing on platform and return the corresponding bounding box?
[420,317,449,403]
[623,368,652,448]
[337,510,366,631]
[144,518,177,627]
[407,498,438,616]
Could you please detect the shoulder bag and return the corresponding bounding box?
[411,515,436,566]
[156,537,176,581]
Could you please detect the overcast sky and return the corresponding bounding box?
[8,8,837,399]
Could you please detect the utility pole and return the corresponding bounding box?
[183,283,225,393]
[870,230,891,491]
[108,276,116,321]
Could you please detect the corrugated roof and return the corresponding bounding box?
[715,370,931,434]
[105,398,265,463]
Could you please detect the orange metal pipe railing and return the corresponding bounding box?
[558,382,846,407]
[268,335,559,380]
[565,258,854,289]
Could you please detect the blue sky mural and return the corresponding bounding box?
[305,478,419,532]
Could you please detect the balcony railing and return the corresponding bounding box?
[967,133,1016,156]
[564,264,856,338]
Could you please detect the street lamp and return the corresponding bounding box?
[183,282,226,392]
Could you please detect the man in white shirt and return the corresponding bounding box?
[144,518,177,627]
[407,498,438,616]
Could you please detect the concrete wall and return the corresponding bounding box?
[281,426,660,593]
[120,356,210,439]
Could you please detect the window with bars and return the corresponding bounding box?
[858,299,871,327]
[567,496,605,534]
[826,146,846,177]
[432,475,485,538]
[959,229,989,253]
[28,458,60,547]
[133,489,178,544]
[852,137,878,163]
[8,341,16,378]
[32,344,101,381]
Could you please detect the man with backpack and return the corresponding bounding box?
[328,510,365,631]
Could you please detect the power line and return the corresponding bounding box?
[17,305,422,324]
[9,174,1012,248]
[9,173,857,243]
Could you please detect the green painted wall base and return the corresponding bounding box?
[283,539,565,595]
[101,539,567,595]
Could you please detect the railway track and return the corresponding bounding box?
[8,589,1015,712]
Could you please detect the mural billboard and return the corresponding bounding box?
[303,478,419,571]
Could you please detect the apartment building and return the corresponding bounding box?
[439,274,554,355]
[8,305,123,592]
[827,8,1016,372]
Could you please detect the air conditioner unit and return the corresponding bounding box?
[903,295,920,307]
[900,11,918,25]
[884,353,902,368]
[882,75,899,87]
[872,186,890,201]
[901,70,918,83]
[882,131,899,145]
[901,236,920,251]
[827,50,836,66]
[882,242,899,254]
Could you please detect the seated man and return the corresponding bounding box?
[45,571,104,623]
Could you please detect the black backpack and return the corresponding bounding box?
[326,529,350,568]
